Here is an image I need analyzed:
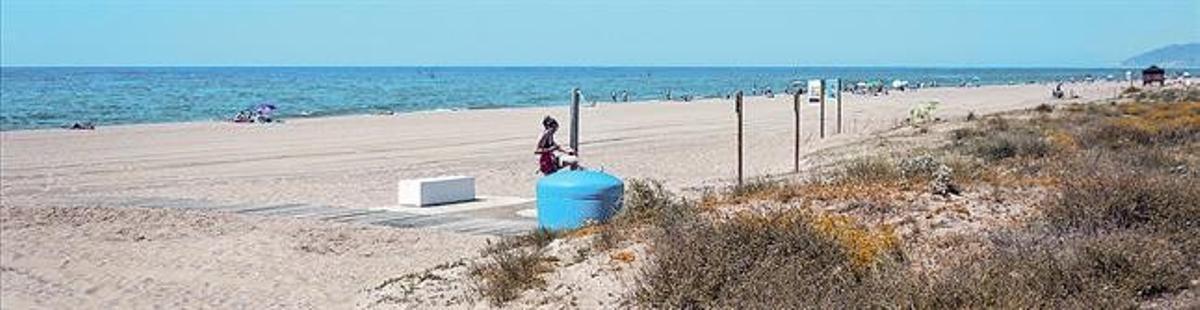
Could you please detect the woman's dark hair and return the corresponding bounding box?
[542,116,558,129]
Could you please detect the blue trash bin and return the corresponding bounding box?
[536,170,624,231]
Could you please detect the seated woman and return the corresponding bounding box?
[535,116,573,175]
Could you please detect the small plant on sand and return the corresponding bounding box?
[837,156,902,184]
[469,229,559,306]
[908,100,940,126]
[586,178,694,252]
[609,177,696,225]
[967,130,1051,161]
[469,247,552,306]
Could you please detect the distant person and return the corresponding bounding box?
[535,116,573,175]
[611,92,618,102]
[65,122,95,130]
[254,103,277,123]
[233,110,253,123]
[621,91,629,102]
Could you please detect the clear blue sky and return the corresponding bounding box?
[2,0,1197,66]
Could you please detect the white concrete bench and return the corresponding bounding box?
[398,176,476,207]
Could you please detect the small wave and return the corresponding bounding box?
[466,103,518,110]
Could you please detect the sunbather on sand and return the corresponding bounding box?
[65,122,95,130]
[233,110,254,123]
[535,116,573,175]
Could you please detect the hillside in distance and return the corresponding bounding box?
[1122,43,1200,68]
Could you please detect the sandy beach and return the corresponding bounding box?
[1,82,1129,308]
[0,82,1125,208]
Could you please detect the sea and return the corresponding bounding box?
[0,66,1182,131]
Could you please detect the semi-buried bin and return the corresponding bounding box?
[536,170,624,231]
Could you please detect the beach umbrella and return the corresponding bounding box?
[255,102,277,115]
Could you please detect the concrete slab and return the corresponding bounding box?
[373,196,534,216]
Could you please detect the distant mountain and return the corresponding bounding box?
[1122,43,1200,68]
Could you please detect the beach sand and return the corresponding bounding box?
[0,82,1124,208]
[0,82,1127,308]
[0,206,489,309]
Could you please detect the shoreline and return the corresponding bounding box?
[0,80,1113,134]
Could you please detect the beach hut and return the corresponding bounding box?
[1142,66,1166,86]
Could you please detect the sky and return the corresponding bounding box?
[1,0,1197,67]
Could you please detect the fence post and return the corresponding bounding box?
[736,90,744,187]
[820,82,826,139]
[836,79,843,134]
[570,88,580,154]
[793,90,800,173]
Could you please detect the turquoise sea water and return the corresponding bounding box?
[0,66,1172,131]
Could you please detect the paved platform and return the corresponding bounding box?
[90,196,539,236]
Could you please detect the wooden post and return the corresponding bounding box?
[793,91,800,173]
[836,79,843,135]
[570,88,580,154]
[819,82,826,139]
[736,91,744,186]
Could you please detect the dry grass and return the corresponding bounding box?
[1089,102,1200,146]
[468,229,559,306]
[636,208,912,308]
[812,213,901,269]
[919,231,1194,309]
[1130,87,1200,103]
[1050,164,1199,234]
[630,94,1200,308]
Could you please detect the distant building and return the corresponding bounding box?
[1142,65,1166,86]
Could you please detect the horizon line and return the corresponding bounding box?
[0,63,1172,69]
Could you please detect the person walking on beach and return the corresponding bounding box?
[536,116,572,175]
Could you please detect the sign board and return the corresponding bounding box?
[807,79,823,104]
[825,79,841,101]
